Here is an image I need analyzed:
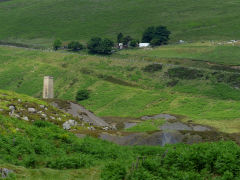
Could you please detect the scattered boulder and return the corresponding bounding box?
[102,126,109,131]
[40,105,45,108]
[87,126,95,130]
[9,105,15,111]
[0,109,3,112]
[28,108,36,113]
[0,168,13,178]
[63,120,77,130]
[41,114,47,118]
[22,116,29,121]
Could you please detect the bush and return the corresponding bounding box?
[129,39,139,47]
[53,39,62,50]
[87,37,114,55]
[33,120,52,128]
[47,154,93,169]
[67,41,83,51]
[101,162,127,180]
[167,67,204,79]
[143,63,163,72]
[76,89,90,101]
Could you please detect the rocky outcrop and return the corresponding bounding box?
[51,101,109,127]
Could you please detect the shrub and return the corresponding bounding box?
[143,63,163,72]
[76,89,90,101]
[47,154,93,169]
[53,39,62,50]
[101,162,127,180]
[167,67,204,79]
[67,41,83,51]
[33,120,52,128]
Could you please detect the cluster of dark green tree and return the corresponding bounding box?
[117,33,139,48]
[53,38,114,55]
[53,25,171,54]
[142,25,171,46]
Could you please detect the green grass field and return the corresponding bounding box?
[1,45,240,133]
[117,42,240,65]
[1,0,240,46]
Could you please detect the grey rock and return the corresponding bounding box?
[9,105,15,111]
[41,114,47,118]
[102,126,109,130]
[124,122,137,129]
[160,122,192,131]
[141,114,177,121]
[28,108,36,113]
[0,109,3,112]
[63,123,71,130]
[50,116,55,120]
[14,114,20,118]
[0,168,13,178]
[40,105,45,108]
[18,99,21,102]
[22,116,29,121]
[52,102,109,127]
[63,120,77,130]
[88,126,95,130]
[192,125,210,132]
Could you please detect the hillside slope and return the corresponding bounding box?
[0,0,240,46]
[1,46,240,133]
[1,89,240,179]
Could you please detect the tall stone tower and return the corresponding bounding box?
[43,76,54,99]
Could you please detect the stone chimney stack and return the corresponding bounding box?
[43,76,54,99]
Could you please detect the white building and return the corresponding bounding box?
[118,43,123,49]
[139,43,150,48]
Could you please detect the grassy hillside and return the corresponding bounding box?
[1,89,240,179]
[1,46,240,133]
[117,42,240,65]
[1,0,240,46]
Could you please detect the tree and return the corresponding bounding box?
[129,39,139,47]
[122,35,132,46]
[142,26,155,43]
[117,33,124,43]
[67,41,83,51]
[53,39,62,50]
[99,38,114,54]
[142,26,171,46]
[87,37,102,54]
[87,37,114,55]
